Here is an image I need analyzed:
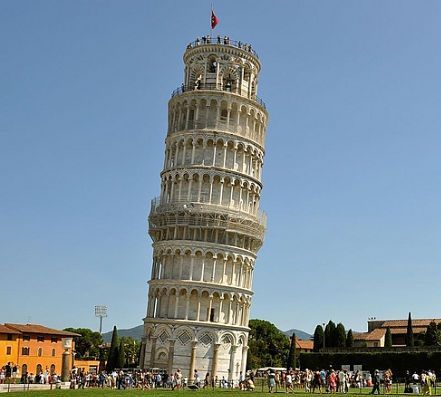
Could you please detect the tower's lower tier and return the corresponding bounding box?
[140,320,249,383]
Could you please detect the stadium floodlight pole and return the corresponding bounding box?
[94,305,108,334]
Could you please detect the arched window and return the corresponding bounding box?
[52,348,56,357]
[38,347,42,357]
[21,347,30,356]
[208,57,217,73]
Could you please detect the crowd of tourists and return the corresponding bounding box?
[68,367,220,390]
[0,362,61,386]
[262,368,438,394]
[1,361,438,394]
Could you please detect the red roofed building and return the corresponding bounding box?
[353,318,441,347]
[0,323,79,378]
[296,339,314,352]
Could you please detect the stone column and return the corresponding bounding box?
[191,142,196,163]
[227,299,233,324]
[208,176,214,204]
[212,143,217,166]
[189,254,195,280]
[197,177,203,201]
[174,295,180,318]
[200,256,205,282]
[185,294,190,320]
[150,337,157,368]
[174,144,179,167]
[178,178,183,201]
[187,178,193,200]
[211,256,217,282]
[167,339,176,374]
[229,181,235,207]
[219,178,224,205]
[139,338,147,369]
[231,261,235,286]
[241,345,249,374]
[228,345,237,382]
[222,144,228,168]
[211,343,221,381]
[215,104,220,129]
[208,295,213,321]
[219,297,224,322]
[196,300,201,321]
[179,255,184,279]
[170,179,175,201]
[61,349,70,382]
[238,263,243,287]
[185,108,190,130]
[188,341,198,382]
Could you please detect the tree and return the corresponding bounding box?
[425,321,440,346]
[106,326,119,372]
[63,328,103,358]
[120,336,141,366]
[325,321,336,347]
[117,340,126,369]
[287,333,297,370]
[336,323,346,348]
[405,312,414,347]
[385,327,392,348]
[313,325,324,352]
[247,319,290,369]
[346,329,354,348]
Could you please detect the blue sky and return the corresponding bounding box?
[2,0,441,335]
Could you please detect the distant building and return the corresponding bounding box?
[0,323,78,377]
[296,339,314,353]
[353,318,441,347]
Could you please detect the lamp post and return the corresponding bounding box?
[95,305,107,374]
[94,305,107,334]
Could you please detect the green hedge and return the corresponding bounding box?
[299,351,441,376]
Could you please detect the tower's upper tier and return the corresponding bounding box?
[174,36,264,108]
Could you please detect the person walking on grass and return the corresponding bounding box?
[286,371,293,393]
[371,370,381,395]
[267,369,276,393]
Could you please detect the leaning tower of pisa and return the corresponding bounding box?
[140,36,268,382]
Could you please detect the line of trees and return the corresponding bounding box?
[312,321,354,351]
[64,326,140,370]
[407,313,441,347]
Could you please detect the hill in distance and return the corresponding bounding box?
[103,325,312,342]
[283,329,312,340]
[102,325,144,343]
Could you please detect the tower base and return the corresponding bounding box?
[140,321,249,384]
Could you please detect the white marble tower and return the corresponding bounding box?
[140,36,268,382]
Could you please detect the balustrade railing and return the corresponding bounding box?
[150,197,267,229]
[171,83,266,109]
[186,36,259,58]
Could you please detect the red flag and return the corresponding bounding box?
[211,10,219,29]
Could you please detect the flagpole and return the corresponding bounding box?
[210,2,213,39]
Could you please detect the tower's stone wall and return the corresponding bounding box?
[140,37,268,383]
